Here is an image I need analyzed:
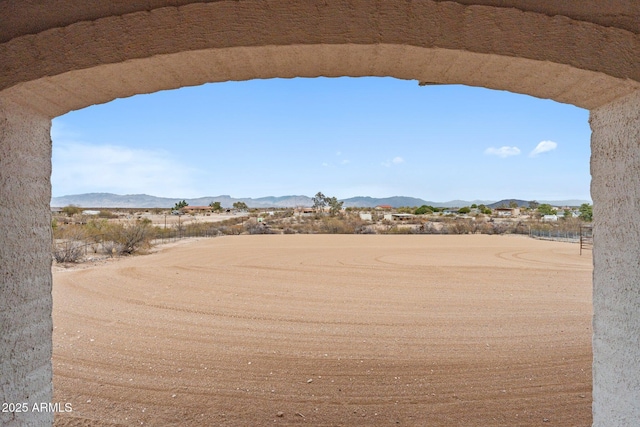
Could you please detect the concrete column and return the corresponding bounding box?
[590,90,640,426]
[0,100,53,426]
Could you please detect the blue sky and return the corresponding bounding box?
[51,77,591,202]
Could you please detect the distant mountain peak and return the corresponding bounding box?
[51,193,590,209]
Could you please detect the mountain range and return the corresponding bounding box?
[50,193,590,209]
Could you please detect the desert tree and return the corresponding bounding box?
[173,200,188,210]
[579,203,593,222]
[312,192,328,213]
[414,205,433,215]
[327,197,344,216]
[233,201,248,210]
[477,204,492,215]
[537,203,557,216]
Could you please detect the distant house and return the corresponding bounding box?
[181,206,211,214]
[375,205,393,210]
[295,207,315,217]
[561,207,580,218]
[391,213,414,221]
[542,214,559,222]
[494,207,520,217]
[359,213,372,221]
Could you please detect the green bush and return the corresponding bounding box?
[61,204,82,217]
[98,210,118,219]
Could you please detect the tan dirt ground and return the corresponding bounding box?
[52,234,593,426]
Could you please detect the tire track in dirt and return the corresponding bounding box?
[53,235,593,427]
[493,249,589,270]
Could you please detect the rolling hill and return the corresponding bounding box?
[51,193,590,209]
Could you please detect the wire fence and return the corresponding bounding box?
[54,218,594,263]
[152,228,223,244]
[580,225,593,255]
[528,228,581,243]
[52,226,230,263]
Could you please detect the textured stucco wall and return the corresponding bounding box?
[590,90,640,426]
[0,100,53,427]
[1,0,639,117]
[0,2,639,426]
[2,0,638,44]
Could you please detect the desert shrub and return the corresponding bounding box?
[53,220,78,239]
[52,223,64,239]
[102,220,153,255]
[53,240,85,263]
[208,216,247,235]
[102,240,125,257]
[355,224,376,234]
[85,219,108,239]
[52,226,87,263]
[513,222,530,234]
[450,219,474,234]
[153,226,172,239]
[55,224,87,241]
[416,222,443,234]
[382,225,414,234]
[246,222,274,234]
[289,220,320,234]
[476,221,496,235]
[98,210,118,219]
[217,224,244,235]
[320,217,357,234]
[491,222,513,235]
[185,221,212,237]
[61,204,82,217]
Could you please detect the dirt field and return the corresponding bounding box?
[52,234,593,426]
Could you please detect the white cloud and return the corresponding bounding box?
[52,141,201,197]
[529,140,558,157]
[484,146,521,158]
[322,151,350,167]
[382,156,405,167]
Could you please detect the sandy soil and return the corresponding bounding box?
[52,234,593,426]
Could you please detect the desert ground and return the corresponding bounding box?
[52,234,593,426]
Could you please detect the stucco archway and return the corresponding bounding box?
[1,2,639,425]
